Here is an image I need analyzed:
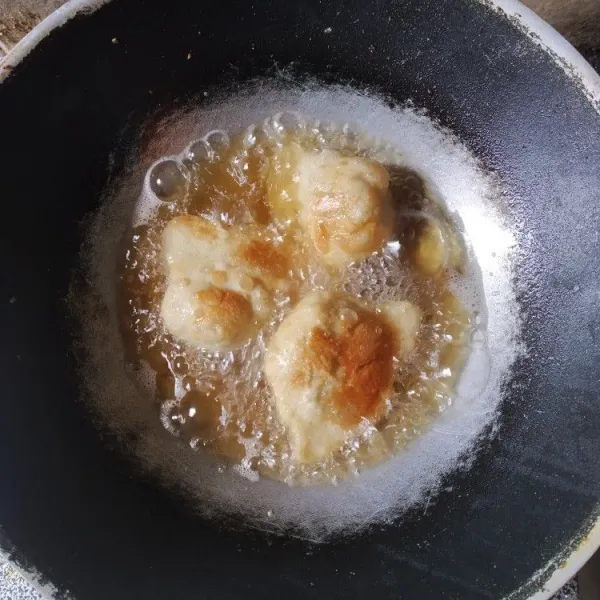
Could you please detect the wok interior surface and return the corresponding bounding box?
[0,0,599,598]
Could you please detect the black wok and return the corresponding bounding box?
[0,0,599,598]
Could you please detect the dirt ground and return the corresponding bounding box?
[0,0,64,50]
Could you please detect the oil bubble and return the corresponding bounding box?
[470,328,486,349]
[271,111,304,135]
[342,123,361,150]
[243,124,270,149]
[204,130,230,157]
[187,139,211,163]
[149,160,186,201]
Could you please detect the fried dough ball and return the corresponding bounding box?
[407,218,465,276]
[160,215,289,351]
[264,291,421,463]
[268,146,393,268]
[161,270,271,352]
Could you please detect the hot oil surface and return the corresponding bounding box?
[119,115,475,485]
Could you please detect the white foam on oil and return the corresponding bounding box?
[71,79,522,541]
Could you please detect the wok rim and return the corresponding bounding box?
[0,0,598,598]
